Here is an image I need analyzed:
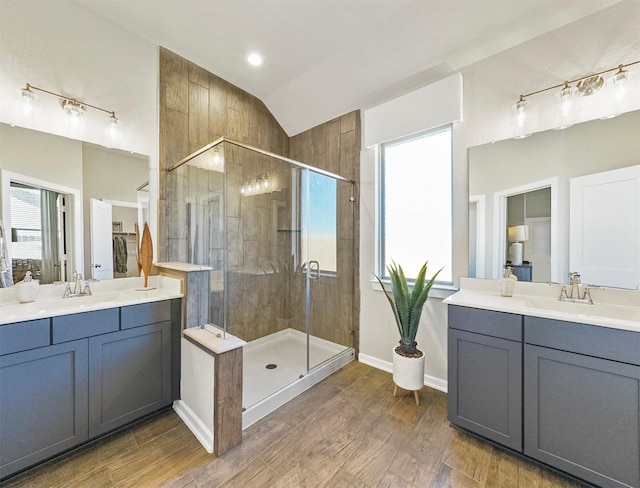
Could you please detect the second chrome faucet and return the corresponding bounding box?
[559,272,596,304]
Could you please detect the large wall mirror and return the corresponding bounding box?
[0,123,150,286]
[469,110,640,290]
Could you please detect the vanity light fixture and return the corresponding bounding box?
[240,175,270,196]
[512,60,639,135]
[19,83,120,136]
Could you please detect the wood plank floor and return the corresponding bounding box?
[1,361,591,488]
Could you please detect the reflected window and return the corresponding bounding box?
[10,184,42,259]
[378,126,452,282]
[9,182,65,283]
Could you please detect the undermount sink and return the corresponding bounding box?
[31,292,122,313]
[525,298,640,322]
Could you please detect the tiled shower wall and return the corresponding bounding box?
[159,47,360,352]
[289,113,361,350]
[159,47,289,263]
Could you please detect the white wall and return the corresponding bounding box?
[0,124,83,200]
[359,1,640,391]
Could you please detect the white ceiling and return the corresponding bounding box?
[71,0,623,136]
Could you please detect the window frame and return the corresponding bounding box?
[376,124,454,287]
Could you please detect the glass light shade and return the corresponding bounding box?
[608,68,630,103]
[554,83,577,129]
[106,114,119,139]
[511,98,531,139]
[19,87,36,116]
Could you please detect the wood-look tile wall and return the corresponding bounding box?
[159,47,360,352]
[159,47,289,263]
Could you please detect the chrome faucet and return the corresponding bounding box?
[559,272,596,304]
[73,271,82,295]
[62,271,92,298]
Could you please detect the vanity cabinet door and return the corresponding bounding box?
[524,344,640,488]
[448,328,522,451]
[88,321,172,437]
[0,340,89,479]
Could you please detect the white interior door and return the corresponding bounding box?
[570,165,640,289]
[90,198,114,280]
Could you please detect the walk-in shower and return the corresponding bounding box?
[167,138,356,427]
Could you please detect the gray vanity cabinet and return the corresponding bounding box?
[0,298,181,481]
[447,305,523,451]
[524,317,640,488]
[89,315,172,437]
[448,306,640,487]
[0,339,89,479]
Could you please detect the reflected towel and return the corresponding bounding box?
[113,235,128,273]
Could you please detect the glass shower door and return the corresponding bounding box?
[301,170,353,372]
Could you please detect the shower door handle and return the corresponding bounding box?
[308,260,320,280]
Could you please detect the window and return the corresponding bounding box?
[378,125,452,283]
[300,170,337,273]
[10,184,43,260]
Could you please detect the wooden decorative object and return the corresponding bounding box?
[135,223,142,277]
[140,222,153,288]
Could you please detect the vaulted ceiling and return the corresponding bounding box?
[72,0,623,136]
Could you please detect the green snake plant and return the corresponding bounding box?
[375,261,443,355]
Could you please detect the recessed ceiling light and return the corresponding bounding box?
[247,53,263,66]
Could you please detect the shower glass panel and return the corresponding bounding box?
[167,138,354,411]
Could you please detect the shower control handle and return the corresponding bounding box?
[309,260,320,280]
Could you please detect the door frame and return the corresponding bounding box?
[492,177,559,282]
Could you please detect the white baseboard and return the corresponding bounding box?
[173,400,214,453]
[358,353,448,393]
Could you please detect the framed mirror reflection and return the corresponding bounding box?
[469,110,640,289]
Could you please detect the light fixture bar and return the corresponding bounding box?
[21,83,117,119]
[517,60,639,100]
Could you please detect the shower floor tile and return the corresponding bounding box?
[243,329,345,409]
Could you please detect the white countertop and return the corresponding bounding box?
[444,278,640,333]
[0,276,183,325]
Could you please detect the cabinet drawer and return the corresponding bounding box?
[0,319,50,356]
[52,309,119,343]
[525,316,640,366]
[121,301,171,330]
[448,305,522,341]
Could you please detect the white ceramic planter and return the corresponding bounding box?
[392,347,425,391]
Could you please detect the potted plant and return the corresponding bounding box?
[375,261,442,405]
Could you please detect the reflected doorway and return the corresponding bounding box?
[9,182,70,284]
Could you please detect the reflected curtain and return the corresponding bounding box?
[0,220,13,287]
[40,189,60,284]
